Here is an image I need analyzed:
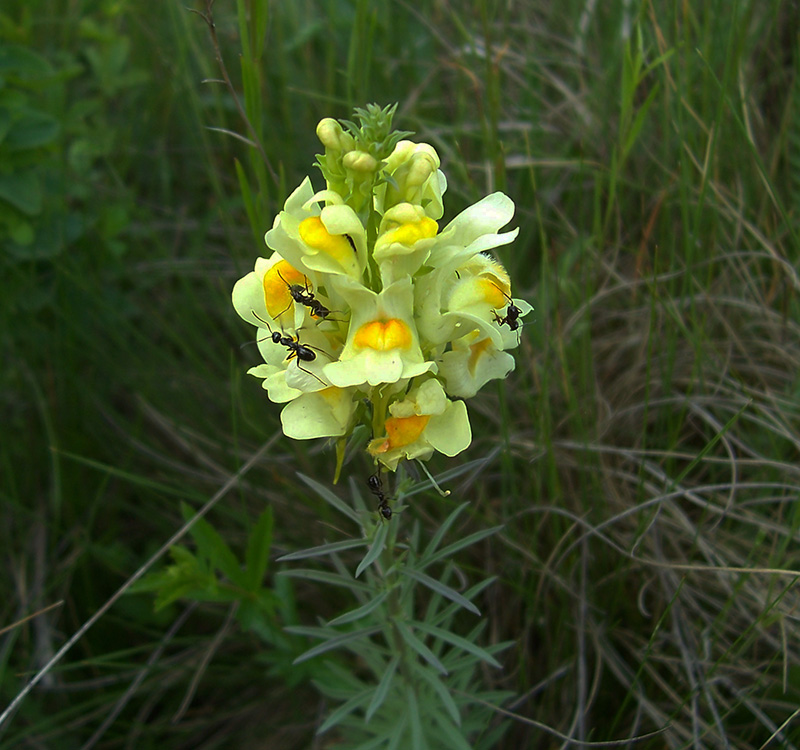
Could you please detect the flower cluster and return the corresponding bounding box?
[233,105,531,473]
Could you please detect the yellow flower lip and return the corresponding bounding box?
[262,260,309,320]
[380,217,438,247]
[468,336,493,374]
[371,414,431,453]
[299,216,356,268]
[353,318,413,351]
[479,278,508,309]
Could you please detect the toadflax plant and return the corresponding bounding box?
[232,105,527,746]
[232,104,531,483]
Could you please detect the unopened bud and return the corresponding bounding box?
[316,118,354,152]
[343,150,378,172]
[405,152,437,188]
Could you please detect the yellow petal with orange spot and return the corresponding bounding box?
[384,414,431,449]
[299,216,355,268]
[262,260,309,320]
[353,318,413,350]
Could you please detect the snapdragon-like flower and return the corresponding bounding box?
[233,104,531,477]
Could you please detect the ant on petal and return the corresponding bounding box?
[275,269,334,321]
[491,286,523,343]
[251,310,330,387]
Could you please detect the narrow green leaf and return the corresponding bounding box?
[411,661,461,726]
[394,620,447,674]
[316,688,373,735]
[365,654,399,722]
[253,0,270,60]
[298,473,359,523]
[350,722,407,750]
[291,625,382,664]
[413,621,502,668]
[623,82,660,160]
[430,709,472,750]
[355,521,388,577]
[424,526,504,568]
[277,538,367,561]
[245,508,273,591]
[327,591,389,627]
[423,502,470,559]
[406,684,426,749]
[431,578,497,628]
[400,568,480,616]
[403,449,499,499]
[277,568,371,594]
[234,158,259,247]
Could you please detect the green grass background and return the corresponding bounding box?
[2,0,800,747]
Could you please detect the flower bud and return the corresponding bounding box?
[316,118,354,151]
[342,150,378,173]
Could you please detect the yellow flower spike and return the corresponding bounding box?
[299,216,356,271]
[353,318,413,351]
[262,260,310,320]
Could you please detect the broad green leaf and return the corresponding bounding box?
[245,507,273,591]
[0,44,53,77]
[394,620,447,674]
[0,171,41,215]
[400,568,480,616]
[5,111,59,150]
[180,503,246,588]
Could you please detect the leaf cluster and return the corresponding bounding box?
[277,469,513,748]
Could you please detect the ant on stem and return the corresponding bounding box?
[251,310,330,386]
[367,472,392,521]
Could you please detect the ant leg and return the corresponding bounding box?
[251,310,274,333]
[294,361,328,387]
[284,349,328,387]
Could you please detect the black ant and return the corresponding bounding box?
[275,269,334,321]
[491,287,523,337]
[367,472,392,521]
[251,311,329,386]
